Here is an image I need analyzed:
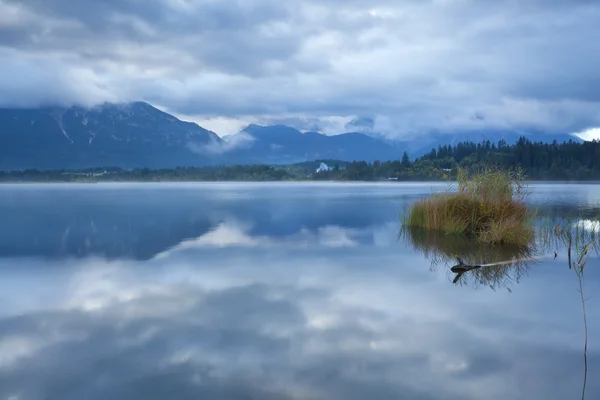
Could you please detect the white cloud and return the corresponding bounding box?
[312,225,358,247]
[573,127,600,141]
[174,116,254,137]
[175,223,269,249]
[154,222,363,259]
[575,219,600,233]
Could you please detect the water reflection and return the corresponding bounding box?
[400,210,600,289]
[0,183,599,400]
[0,183,410,260]
[400,214,600,400]
[400,226,536,290]
[4,250,598,400]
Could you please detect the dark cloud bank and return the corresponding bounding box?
[1,0,600,136]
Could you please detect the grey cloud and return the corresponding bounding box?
[2,0,288,41]
[1,0,600,136]
[0,51,116,108]
[0,0,304,77]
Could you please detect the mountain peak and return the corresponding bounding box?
[0,102,221,169]
[88,101,178,121]
[242,123,264,133]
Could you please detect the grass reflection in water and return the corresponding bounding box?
[400,216,600,400]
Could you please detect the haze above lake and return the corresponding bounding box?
[0,182,599,400]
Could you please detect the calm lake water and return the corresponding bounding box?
[0,182,599,400]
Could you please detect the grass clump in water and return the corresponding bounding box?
[402,167,534,245]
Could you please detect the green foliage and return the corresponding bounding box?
[312,137,600,181]
[402,168,535,245]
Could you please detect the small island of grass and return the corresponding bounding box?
[402,168,534,246]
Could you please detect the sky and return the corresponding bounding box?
[1,0,600,139]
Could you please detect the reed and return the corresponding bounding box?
[402,167,534,245]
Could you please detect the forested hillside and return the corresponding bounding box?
[2,137,599,182]
[313,137,600,180]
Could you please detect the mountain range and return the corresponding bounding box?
[0,102,220,169]
[0,102,583,170]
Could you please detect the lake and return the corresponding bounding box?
[0,182,599,400]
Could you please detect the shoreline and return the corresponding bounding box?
[2,179,600,185]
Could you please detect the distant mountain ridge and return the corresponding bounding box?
[216,124,403,164]
[0,102,584,170]
[0,102,222,169]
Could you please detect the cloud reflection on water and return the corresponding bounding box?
[156,222,362,257]
[0,183,599,399]
[0,233,598,400]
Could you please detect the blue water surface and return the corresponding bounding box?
[0,182,598,400]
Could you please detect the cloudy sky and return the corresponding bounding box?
[1,0,600,138]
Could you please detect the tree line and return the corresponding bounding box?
[314,137,600,181]
[1,137,599,182]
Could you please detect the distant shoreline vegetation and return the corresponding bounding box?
[2,137,600,182]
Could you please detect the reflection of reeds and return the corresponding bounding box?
[537,216,600,268]
[399,225,535,290]
[541,218,598,400]
[574,245,589,400]
[402,214,599,399]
